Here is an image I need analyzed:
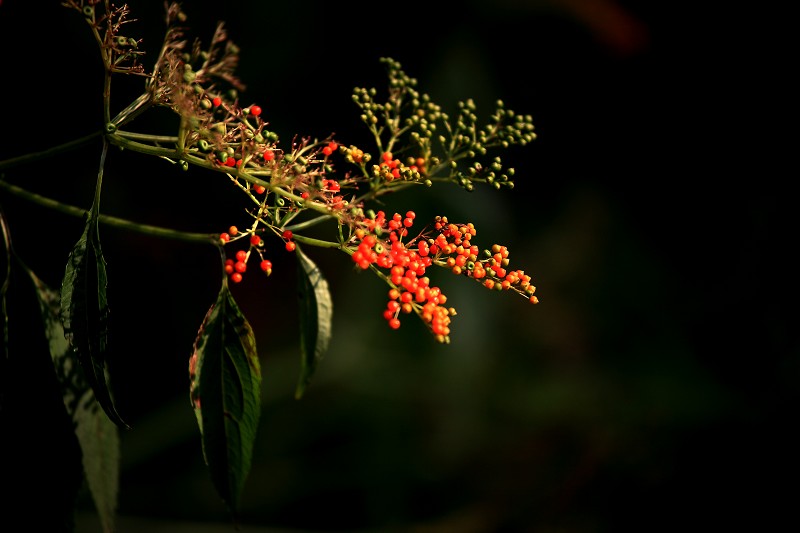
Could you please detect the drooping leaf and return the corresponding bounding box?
[1,209,11,408]
[28,266,119,533]
[294,245,333,399]
[189,282,261,515]
[61,218,128,429]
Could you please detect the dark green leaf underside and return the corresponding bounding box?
[61,219,128,429]
[295,246,333,399]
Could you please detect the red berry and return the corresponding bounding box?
[231,272,243,283]
[219,232,230,243]
[388,318,401,330]
[212,97,222,107]
[253,185,266,194]
[285,241,296,252]
[250,234,262,246]
[234,261,247,273]
[235,250,247,262]
[260,259,272,272]
[249,105,262,117]
[282,230,293,240]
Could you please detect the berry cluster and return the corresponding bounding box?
[429,216,538,303]
[372,151,426,183]
[349,211,454,342]
[347,210,537,342]
[219,226,273,283]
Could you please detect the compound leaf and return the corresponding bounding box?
[189,283,261,516]
[295,245,333,399]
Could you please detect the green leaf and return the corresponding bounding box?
[28,266,119,533]
[61,218,128,429]
[294,245,333,399]
[189,283,261,515]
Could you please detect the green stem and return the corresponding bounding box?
[90,139,108,219]
[292,234,342,249]
[0,180,216,244]
[113,130,178,144]
[283,214,334,233]
[111,92,153,127]
[0,132,101,171]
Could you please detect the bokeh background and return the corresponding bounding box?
[0,1,794,532]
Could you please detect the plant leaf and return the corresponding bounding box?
[294,245,333,399]
[189,283,261,515]
[61,218,128,429]
[1,209,11,408]
[28,266,119,533]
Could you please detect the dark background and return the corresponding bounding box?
[0,1,795,532]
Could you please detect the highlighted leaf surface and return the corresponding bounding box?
[190,284,261,514]
[29,266,119,533]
